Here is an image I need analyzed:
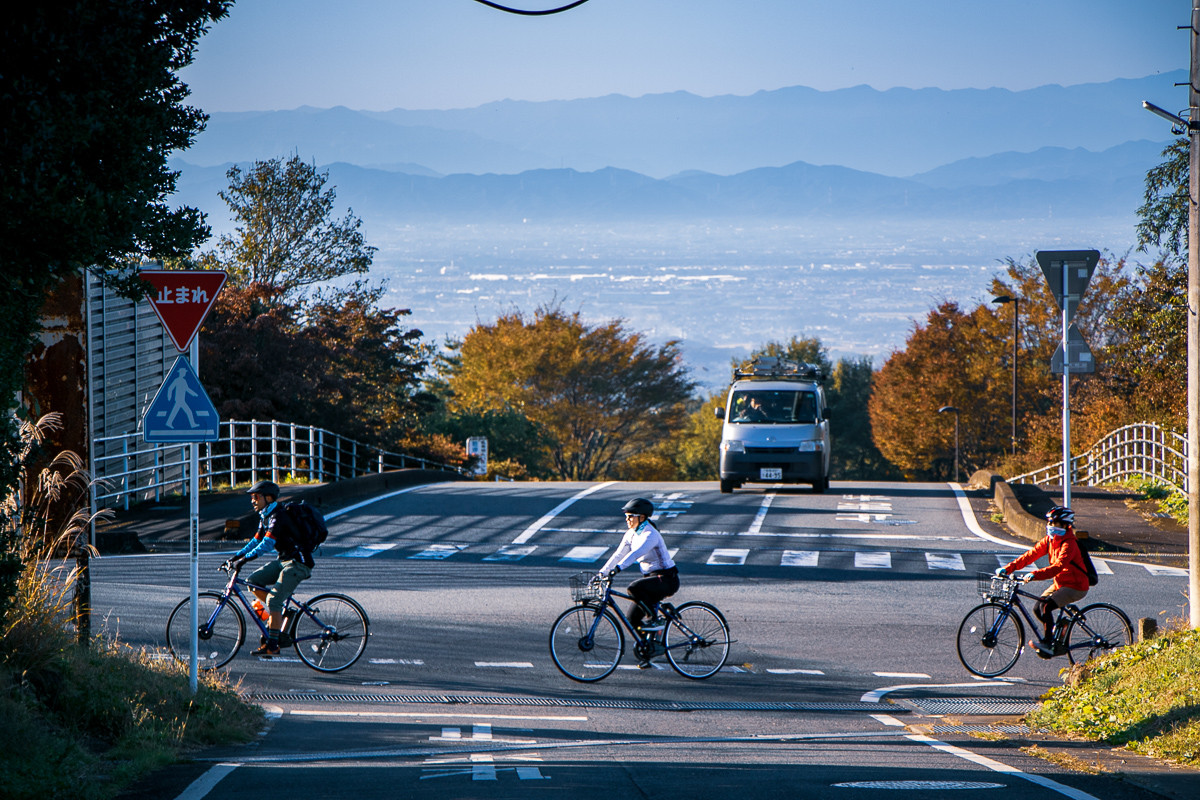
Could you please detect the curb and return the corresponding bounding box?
[970,469,1044,544]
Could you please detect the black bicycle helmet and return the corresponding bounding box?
[621,497,654,518]
[247,479,281,499]
[1045,505,1075,526]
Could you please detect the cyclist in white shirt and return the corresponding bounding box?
[598,498,679,633]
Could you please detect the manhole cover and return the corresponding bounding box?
[904,698,1037,715]
[833,781,1004,790]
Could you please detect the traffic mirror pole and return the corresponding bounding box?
[1189,0,1199,629]
[1061,274,1071,510]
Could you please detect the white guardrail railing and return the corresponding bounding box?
[1008,422,1187,494]
[92,419,464,510]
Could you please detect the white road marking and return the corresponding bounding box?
[512,481,616,544]
[950,482,1025,550]
[337,543,397,558]
[873,671,930,679]
[854,551,891,569]
[905,732,1102,800]
[475,661,534,668]
[925,552,965,570]
[707,548,749,565]
[781,550,820,567]
[409,544,467,560]
[1145,564,1188,577]
[747,492,776,534]
[559,546,609,563]
[767,668,825,675]
[1091,557,1114,574]
[484,545,537,561]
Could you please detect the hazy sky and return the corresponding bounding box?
[180,0,1186,112]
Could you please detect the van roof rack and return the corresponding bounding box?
[733,356,824,382]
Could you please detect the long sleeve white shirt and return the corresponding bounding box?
[600,520,675,576]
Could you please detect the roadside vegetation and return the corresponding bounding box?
[1027,626,1200,768]
[0,415,262,800]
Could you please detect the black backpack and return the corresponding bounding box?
[1076,541,1099,587]
[283,501,329,555]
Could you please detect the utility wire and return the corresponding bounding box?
[470,0,592,16]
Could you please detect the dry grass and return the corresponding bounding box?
[0,415,263,799]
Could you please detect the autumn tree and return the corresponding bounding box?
[442,306,694,480]
[0,1,231,619]
[869,302,1014,480]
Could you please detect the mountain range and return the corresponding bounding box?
[173,71,1184,227]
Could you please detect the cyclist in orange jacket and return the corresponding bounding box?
[998,506,1089,657]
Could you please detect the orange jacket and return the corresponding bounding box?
[1004,529,1090,592]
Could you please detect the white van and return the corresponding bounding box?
[715,357,831,493]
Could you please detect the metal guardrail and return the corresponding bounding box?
[92,419,464,509]
[1008,422,1187,494]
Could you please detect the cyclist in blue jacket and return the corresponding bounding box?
[221,480,313,656]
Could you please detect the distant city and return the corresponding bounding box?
[370,216,1139,392]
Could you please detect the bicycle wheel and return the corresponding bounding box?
[664,601,730,679]
[956,602,1024,677]
[549,604,623,682]
[1066,603,1133,665]
[291,593,370,673]
[166,591,244,670]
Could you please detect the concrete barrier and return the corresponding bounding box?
[971,469,1045,544]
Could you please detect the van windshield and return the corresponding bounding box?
[729,390,818,424]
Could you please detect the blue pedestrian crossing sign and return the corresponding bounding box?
[142,356,220,443]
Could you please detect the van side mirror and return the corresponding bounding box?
[714,406,725,420]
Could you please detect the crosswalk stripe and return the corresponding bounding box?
[484,545,537,561]
[1092,558,1114,574]
[409,544,467,560]
[708,548,749,565]
[559,546,609,563]
[855,551,892,569]
[1145,564,1188,577]
[781,550,820,567]
[337,543,397,558]
[925,552,965,571]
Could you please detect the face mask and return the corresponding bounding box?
[1047,526,1067,537]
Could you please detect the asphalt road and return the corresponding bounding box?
[95,480,1192,800]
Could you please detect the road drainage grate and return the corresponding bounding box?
[252,692,890,713]
[928,724,1030,734]
[902,698,1038,716]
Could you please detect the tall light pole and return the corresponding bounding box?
[1141,0,1200,628]
[993,295,1019,458]
[938,405,960,483]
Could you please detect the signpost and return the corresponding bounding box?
[140,269,226,693]
[1036,249,1100,510]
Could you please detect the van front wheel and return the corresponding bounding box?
[813,475,829,493]
[720,478,736,494]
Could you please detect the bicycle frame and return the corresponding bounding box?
[580,581,697,652]
[208,567,321,646]
[986,583,1098,656]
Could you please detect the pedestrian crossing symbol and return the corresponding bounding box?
[142,356,220,443]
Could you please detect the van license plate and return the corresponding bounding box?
[760,468,783,480]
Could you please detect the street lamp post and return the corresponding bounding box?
[992,295,1019,458]
[938,405,960,483]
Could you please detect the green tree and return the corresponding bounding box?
[199,155,376,301]
[197,156,429,450]
[444,306,694,480]
[0,1,231,620]
[1136,138,1188,260]
[827,356,897,480]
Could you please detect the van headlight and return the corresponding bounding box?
[722,440,745,453]
[797,441,823,452]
